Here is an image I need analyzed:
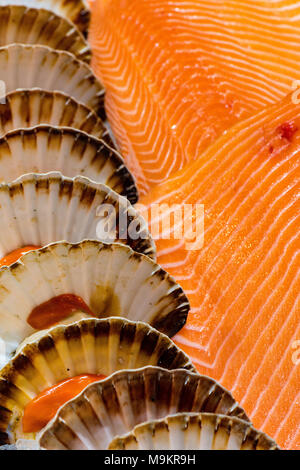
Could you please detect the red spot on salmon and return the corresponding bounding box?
[277,122,298,142]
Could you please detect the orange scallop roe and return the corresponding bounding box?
[0,246,41,268]
[23,374,106,433]
[27,294,93,330]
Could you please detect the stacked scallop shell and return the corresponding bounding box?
[0,1,279,451]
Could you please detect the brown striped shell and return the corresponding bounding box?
[0,318,195,444]
[0,172,155,260]
[39,366,248,450]
[0,125,137,203]
[4,0,90,35]
[0,240,189,364]
[109,413,280,450]
[0,44,104,116]
[0,90,111,142]
[0,6,91,62]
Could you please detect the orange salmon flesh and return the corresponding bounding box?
[89,0,300,450]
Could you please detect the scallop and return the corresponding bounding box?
[0,172,155,261]
[108,413,280,450]
[0,318,195,444]
[0,44,104,116]
[0,90,110,141]
[0,125,137,203]
[1,0,90,35]
[39,366,248,450]
[0,6,91,62]
[0,240,189,364]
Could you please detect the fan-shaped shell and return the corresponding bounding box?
[0,172,155,260]
[0,125,137,204]
[0,318,195,444]
[0,240,189,363]
[1,0,90,35]
[109,413,279,450]
[0,90,110,142]
[39,366,248,450]
[0,45,104,115]
[0,6,90,62]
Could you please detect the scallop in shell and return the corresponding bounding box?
[0,125,137,203]
[0,318,195,444]
[39,366,248,450]
[0,172,155,261]
[1,0,90,35]
[0,90,111,142]
[0,44,104,115]
[0,6,91,62]
[109,413,279,450]
[0,240,189,363]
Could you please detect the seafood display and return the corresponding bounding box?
[0,0,295,452]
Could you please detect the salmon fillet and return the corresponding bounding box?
[90,0,300,193]
[139,94,300,450]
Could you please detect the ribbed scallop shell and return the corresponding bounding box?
[0,318,195,444]
[39,366,248,450]
[0,172,155,259]
[0,240,189,362]
[109,413,279,450]
[2,0,90,35]
[0,125,137,204]
[0,90,110,141]
[0,45,104,115]
[0,6,91,62]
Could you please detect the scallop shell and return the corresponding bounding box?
[109,413,279,450]
[0,6,91,62]
[0,44,104,115]
[0,240,189,362]
[0,125,137,204]
[0,172,155,259]
[0,318,195,444]
[1,0,90,35]
[0,90,110,142]
[39,366,248,450]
